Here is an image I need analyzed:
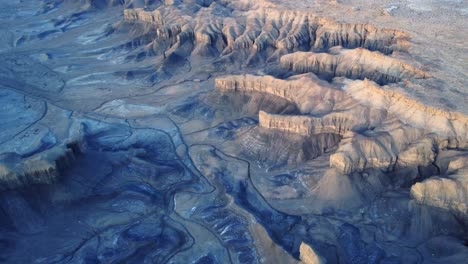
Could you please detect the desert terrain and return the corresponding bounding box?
[0,0,467,263]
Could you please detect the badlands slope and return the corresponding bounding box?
[0,0,466,263]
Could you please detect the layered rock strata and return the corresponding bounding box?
[0,143,79,190]
[280,47,428,84]
[411,153,468,217]
[123,8,410,63]
[215,74,467,176]
[345,80,467,149]
[215,74,342,114]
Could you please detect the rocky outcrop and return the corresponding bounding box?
[310,20,410,54]
[215,74,342,114]
[124,8,166,24]
[258,111,366,137]
[238,126,341,167]
[328,80,467,173]
[300,242,325,264]
[411,154,468,217]
[122,7,410,63]
[280,47,428,84]
[218,72,467,174]
[242,9,409,54]
[329,127,430,174]
[0,143,79,190]
[345,80,468,149]
[3,0,467,263]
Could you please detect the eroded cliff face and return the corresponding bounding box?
[215,74,343,114]
[259,112,347,141]
[280,47,428,84]
[122,7,410,65]
[237,125,342,166]
[1,0,467,263]
[215,71,466,179]
[346,80,468,149]
[0,143,79,190]
[411,153,468,218]
[327,80,468,174]
[210,28,467,223]
[212,68,465,224]
[300,242,325,264]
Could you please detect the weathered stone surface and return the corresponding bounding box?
[280,47,427,84]
[122,7,410,63]
[411,155,468,217]
[0,144,78,190]
[215,74,341,115]
[215,72,467,175]
[300,242,325,264]
[0,0,467,263]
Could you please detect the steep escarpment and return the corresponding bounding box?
[215,74,342,114]
[280,47,428,84]
[259,108,434,175]
[122,7,410,64]
[300,242,325,264]
[237,126,342,167]
[411,152,468,218]
[311,21,410,54]
[324,80,467,174]
[2,0,467,263]
[329,127,431,174]
[345,80,468,149]
[217,72,467,176]
[259,111,364,137]
[242,9,410,54]
[0,143,79,190]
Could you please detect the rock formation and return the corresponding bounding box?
[300,242,325,264]
[215,74,342,114]
[345,80,468,149]
[411,153,468,217]
[0,0,466,263]
[280,47,428,84]
[215,72,466,176]
[122,7,410,64]
[0,143,79,190]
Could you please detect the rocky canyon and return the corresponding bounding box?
[0,0,467,263]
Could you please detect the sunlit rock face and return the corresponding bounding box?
[411,153,468,218]
[280,47,429,84]
[300,242,325,264]
[0,0,467,263]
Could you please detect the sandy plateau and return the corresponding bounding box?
[0,0,466,263]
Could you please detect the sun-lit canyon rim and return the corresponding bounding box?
[0,0,467,263]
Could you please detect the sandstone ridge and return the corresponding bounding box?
[123,7,410,64]
[280,47,428,84]
[215,73,467,175]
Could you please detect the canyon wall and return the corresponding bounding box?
[123,8,411,63]
[0,143,79,190]
[215,74,342,114]
[258,111,359,136]
[280,47,428,84]
[217,73,467,177]
[411,154,468,217]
